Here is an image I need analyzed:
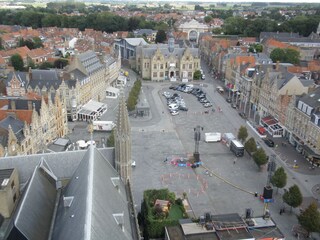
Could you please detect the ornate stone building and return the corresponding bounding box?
[115,90,132,183]
[5,50,121,121]
[134,32,201,82]
[0,93,68,157]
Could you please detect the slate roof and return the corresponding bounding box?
[78,50,104,75]
[123,38,148,46]
[260,32,300,41]
[28,69,61,90]
[70,68,87,80]
[0,116,24,143]
[5,160,57,240]
[299,87,320,108]
[52,147,133,240]
[139,46,199,58]
[8,99,42,114]
[0,148,114,184]
[133,29,156,36]
[5,72,28,87]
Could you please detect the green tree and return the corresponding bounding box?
[39,61,53,69]
[193,70,201,80]
[32,37,44,49]
[283,184,303,212]
[244,137,257,155]
[298,202,320,236]
[107,129,115,147]
[204,16,212,23]
[252,148,268,168]
[54,58,69,69]
[194,5,205,11]
[0,37,4,50]
[270,48,285,63]
[10,54,24,71]
[237,126,248,143]
[285,48,300,64]
[271,167,287,193]
[270,48,300,64]
[155,30,166,44]
[248,43,263,53]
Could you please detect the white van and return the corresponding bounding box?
[168,103,178,110]
[216,86,224,93]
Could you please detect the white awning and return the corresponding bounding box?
[77,100,107,121]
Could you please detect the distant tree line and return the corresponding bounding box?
[0,6,319,37]
[0,8,168,33]
[219,14,320,37]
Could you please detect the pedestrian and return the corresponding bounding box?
[279,209,282,215]
[233,159,236,164]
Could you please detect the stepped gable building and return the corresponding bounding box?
[5,69,62,98]
[0,90,139,238]
[0,93,68,157]
[134,31,201,82]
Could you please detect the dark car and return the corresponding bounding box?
[231,102,237,109]
[226,98,232,103]
[179,106,188,111]
[239,112,247,119]
[264,138,275,147]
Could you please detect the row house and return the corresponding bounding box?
[251,64,314,137]
[27,48,52,65]
[286,88,320,165]
[0,93,68,157]
[4,50,121,121]
[224,54,256,101]
[0,46,30,66]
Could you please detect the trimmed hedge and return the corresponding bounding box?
[127,79,142,111]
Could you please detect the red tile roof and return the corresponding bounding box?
[0,109,32,124]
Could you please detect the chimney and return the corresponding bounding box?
[10,100,16,110]
[28,101,32,110]
[28,67,32,82]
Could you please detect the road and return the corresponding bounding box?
[125,61,320,238]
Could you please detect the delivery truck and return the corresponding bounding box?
[205,132,221,142]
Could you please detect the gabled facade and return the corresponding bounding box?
[135,33,200,82]
[286,88,320,165]
[0,94,68,157]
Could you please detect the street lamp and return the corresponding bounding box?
[193,125,203,162]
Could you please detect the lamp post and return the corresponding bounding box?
[193,125,203,162]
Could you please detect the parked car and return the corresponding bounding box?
[170,110,179,116]
[226,98,232,103]
[216,86,224,94]
[263,138,275,147]
[201,74,205,80]
[162,92,171,98]
[239,112,247,119]
[231,102,237,109]
[199,98,208,103]
[203,102,212,108]
[179,106,188,111]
